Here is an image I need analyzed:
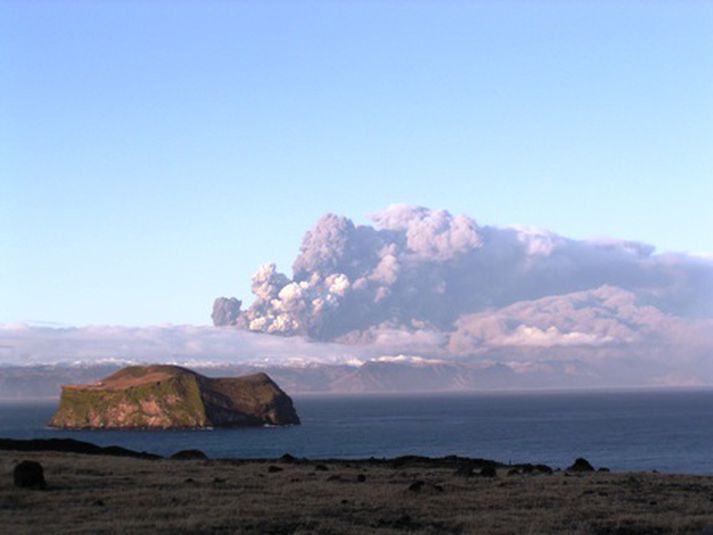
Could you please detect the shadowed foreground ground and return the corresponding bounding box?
[3,451,713,534]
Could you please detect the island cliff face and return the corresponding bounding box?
[49,365,300,429]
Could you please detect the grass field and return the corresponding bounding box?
[3,451,713,534]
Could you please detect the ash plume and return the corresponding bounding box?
[213,205,713,357]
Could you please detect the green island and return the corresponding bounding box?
[49,365,300,429]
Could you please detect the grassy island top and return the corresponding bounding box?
[63,365,273,392]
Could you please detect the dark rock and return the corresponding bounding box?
[170,449,208,460]
[392,455,427,468]
[213,477,226,483]
[454,465,474,477]
[314,464,329,471]
[376,514,420,530]
[407,480,444,493]
[13,460,46,490]
[268,465,283,473]
[94,499,105,507]
[520,463,553,475]
[480,465,497,477]
[357,474,366,482]
[408,480,425,492]
[535,464,554,475]
[598,467,611,473]
[567,457,595,472]
[507,468,520,476]
[0,438,160,460]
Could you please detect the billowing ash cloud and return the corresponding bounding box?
[448,285,671,354]
[214,205,713,352]
[212,297,242,327]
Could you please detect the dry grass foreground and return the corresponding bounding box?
[3,452,713,534]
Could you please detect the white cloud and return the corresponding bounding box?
[0,323,364,366]
[497,325,615,347]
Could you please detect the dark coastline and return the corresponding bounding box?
[0,437,558,473]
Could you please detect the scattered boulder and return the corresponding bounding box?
[170,449,208,460]
[357,474,366,482]
[535,464,554,475]
[280,453,297,463]
[376,514,420,530]
[314,464,329,472]
[407,480,444,494]
[567,457,595,472]
[480,466,497,478]
[408,480,425,492]
[454,465,474,477]
[268,465,283,473]
[520,463,554,475]
[598,467,611,473]
[391,455,429,469]
[13,460,46,490]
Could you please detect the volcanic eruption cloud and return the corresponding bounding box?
[214,205,713,371]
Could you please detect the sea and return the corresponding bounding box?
[2,389,713,474]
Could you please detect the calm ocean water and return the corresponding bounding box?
[2,390,713,474]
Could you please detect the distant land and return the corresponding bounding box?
[0,356,699,401]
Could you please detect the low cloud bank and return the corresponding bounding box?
[0,323,362,366]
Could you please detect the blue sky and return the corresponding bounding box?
[2,1,712,326]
